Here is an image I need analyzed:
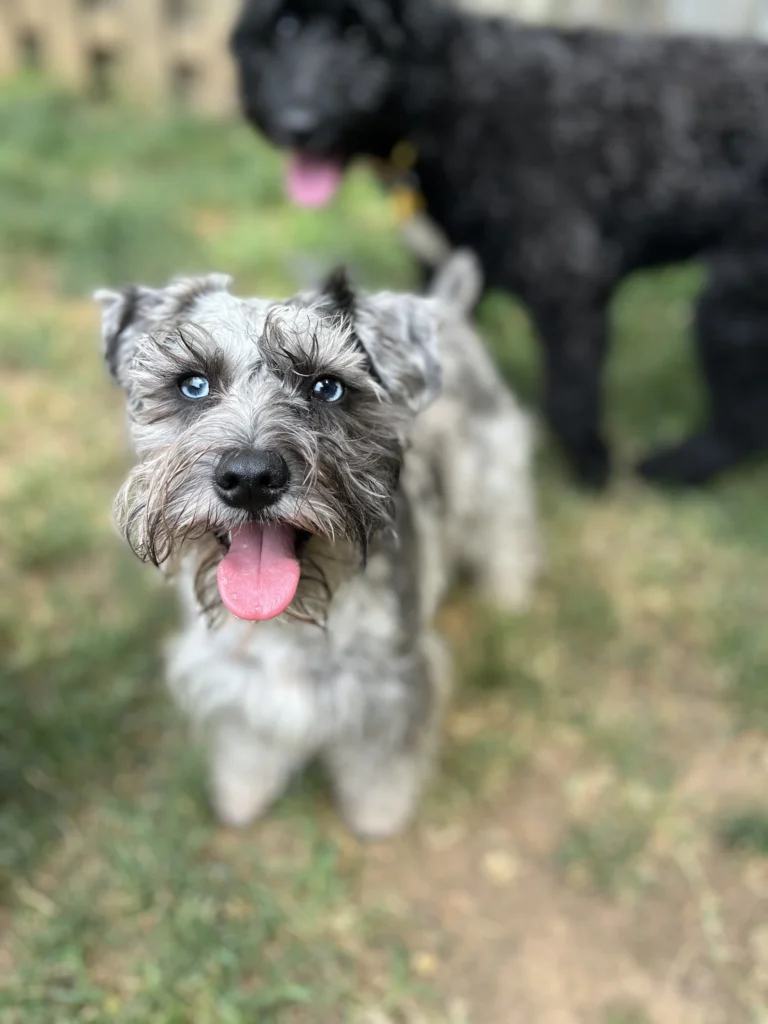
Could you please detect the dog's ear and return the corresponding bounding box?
[94,285,166,386]
[94,274,233,386]
[321,268,441,413]
[321,266,357,324]
[429,249,484,315]
[355,289,442,414]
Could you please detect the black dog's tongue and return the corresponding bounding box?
[286,154,345,207]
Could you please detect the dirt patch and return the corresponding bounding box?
[356,733,766,1024]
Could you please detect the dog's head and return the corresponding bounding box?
[96,272,440,625]
[231,0,445,208]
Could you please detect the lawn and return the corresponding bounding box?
[1,79,768,1024]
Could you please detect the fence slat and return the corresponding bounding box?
[0,4,15,77]
[189,0,240,117]
[120,0,166,106]
[42,0,88,89]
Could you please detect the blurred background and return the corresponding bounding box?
[1,2,768,1022]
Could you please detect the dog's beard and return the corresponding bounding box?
[115,434,402,627]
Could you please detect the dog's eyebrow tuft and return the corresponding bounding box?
[320,269,386,386]
[175,324,210,360]
[144,323,228,386]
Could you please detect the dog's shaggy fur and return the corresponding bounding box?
[97,256,539,837]
[232,0,768,488]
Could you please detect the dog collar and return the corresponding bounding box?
[372,142,448,267]
[390,140,418,173]
[374,141,425,225]
[390,182,425,222]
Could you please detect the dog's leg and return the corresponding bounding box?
[469,413,541,611]
[327,738,430,840]
[638,258,768,486]
[208,718,307,828]
[530,298,611,489]
[324,636,449,840]
[445,408,540,610]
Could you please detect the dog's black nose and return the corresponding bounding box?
[215,449,290,513]
[279,108,320,147]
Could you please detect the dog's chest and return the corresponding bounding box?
[169,552,411,744]
[167,613,321,741]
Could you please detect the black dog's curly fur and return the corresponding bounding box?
[232,0,768,488]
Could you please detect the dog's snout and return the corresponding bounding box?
[278,107,320,147]
[215,449,290,513]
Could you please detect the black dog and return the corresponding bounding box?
[231,0,768,488]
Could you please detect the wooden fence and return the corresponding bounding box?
[477,0,768,36]
[0,0,241,116]
[0,0,767,118]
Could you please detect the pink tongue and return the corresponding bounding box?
[286,153,344,207]
[217,522,300,622]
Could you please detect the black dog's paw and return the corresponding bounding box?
[637,448,702,487]
[570,438,611,491]
[637,431,745,487]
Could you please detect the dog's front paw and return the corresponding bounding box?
[210,754,296,829]
[339,789,418,842]
[211,773,276,829]
[331,754,426,841]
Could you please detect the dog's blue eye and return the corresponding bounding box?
[311,377,345,403]
[179,375,210,400]
[275,15,300,39]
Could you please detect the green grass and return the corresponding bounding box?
[2,78,768,1022]
[718,810,768,856]
[556,804,658,894]
[603,1006,652,1024]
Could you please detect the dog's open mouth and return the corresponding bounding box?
[216,522,307,622]
[286,153,346,208]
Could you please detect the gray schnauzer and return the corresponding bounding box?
[96,254,539,838]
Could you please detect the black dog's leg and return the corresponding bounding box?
[638,257,768,486]
[531,298,611,490]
